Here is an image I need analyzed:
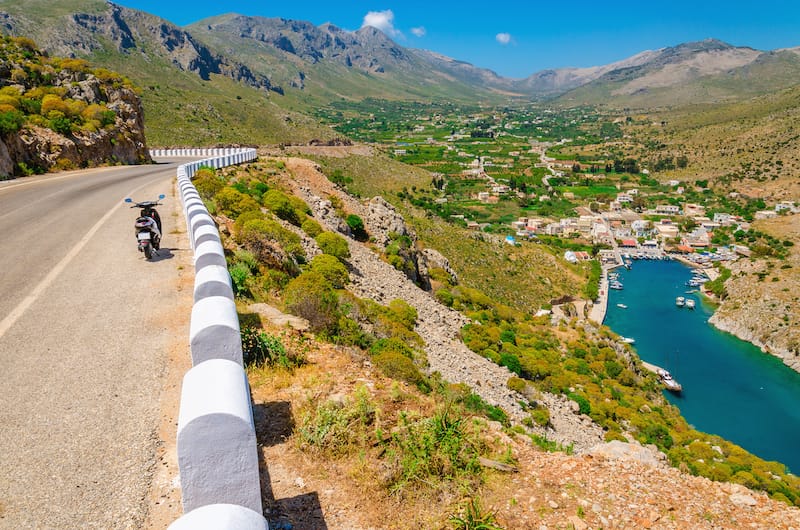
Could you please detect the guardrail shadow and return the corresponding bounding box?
[253,401,329,530]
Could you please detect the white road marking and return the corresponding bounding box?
[0,178,162,340]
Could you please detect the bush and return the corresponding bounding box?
[308,253,349,289]
[370,337,415,358]
[283,271,340,333]
[215,187,261,218]
[387,299,417,330]
[435,288,454,307]
[47,110,72,135]
[237,218,305,266]
[316,231,350,260]
[507,377,526,393]
[301,218,324,238]
[346,214,367,240]
[568,392,591,415]
[263,189,302,225]
[240,327,301,368]
[298,387,375,456]
[229,262,252,296]
[193,169,224,199]
[373,350,426,388]
[499,353,522,376]
[0,109,24,136]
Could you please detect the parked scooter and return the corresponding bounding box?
[125,194,165,260]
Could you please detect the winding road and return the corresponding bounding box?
[0,161,191,528]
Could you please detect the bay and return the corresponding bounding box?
[604,259,800,472]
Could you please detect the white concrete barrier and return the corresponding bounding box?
[193,223,221,248]
[189,295,242,366]
[168,504,268,530]
[177,360,261,513]
[194,239,227,271]
[152,147,261,524]
[194,264,234,302]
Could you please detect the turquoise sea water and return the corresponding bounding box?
[604,259,800,473]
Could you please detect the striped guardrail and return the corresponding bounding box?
[151,149,267,530]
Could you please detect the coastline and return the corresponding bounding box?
[656,255,799,375]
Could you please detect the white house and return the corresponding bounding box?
[656,204,681,215]
[713,213,734,225]
[755,210,778,220]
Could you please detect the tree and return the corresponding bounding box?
[345,214,367,241]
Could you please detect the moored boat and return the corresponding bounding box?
[617,303,628,309]
[657,368,682,393]
[676,296,685,307]
[686,299,696,309]
[620,336,635,344]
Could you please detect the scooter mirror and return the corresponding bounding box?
[158,194,166,200]
[124,198,133,203]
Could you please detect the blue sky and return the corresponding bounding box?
[116,0,800,78]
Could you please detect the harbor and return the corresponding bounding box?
[603,259,800,473]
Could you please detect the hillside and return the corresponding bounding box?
[146,156,800,528]
[185,14,507,109]
[0,0,335,145]
[0,34,149,178]
[624,84,800,199]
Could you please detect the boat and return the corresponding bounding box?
[685,299,696,309]
[676,296,685,307]
[657,368,682,393]
[616,303,628,309]
[609,281,623,290]
[619,336,635,344]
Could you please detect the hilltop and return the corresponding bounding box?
[2,2,799,146]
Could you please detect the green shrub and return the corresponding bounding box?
[370,337,415,358]
[234,210,266,233]
[263,189,302,225]
[215,187,261,218]
[435,288,454,307]
[346,214,367,240]
[568,393,591,415]
[316,231,350,260]
[193,169,225,200]
[499,353,522,376]
[308,253,350,289]
[507,377,526,393]
[385,405,482,494]
[240,327,301,368]
[529,406,550,428]
[388,299,418,330]
[0,109,24,136]
[373,350,426,389]
[283,271,340,333]
[301,218,324,238]
[237,218,305,268]
[229,262,252,297]
[298,387,375,456]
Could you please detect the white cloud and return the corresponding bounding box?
[496,32,512,45]
[411,26,426,38]
[362,10,403,38]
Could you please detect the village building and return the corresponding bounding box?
[656,204,681,215]
[631,219,651,238]
[755,210,778,220]
[713,212,734,225]
[683,203,706,216]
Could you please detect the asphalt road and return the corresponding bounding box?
[0,162,190,528]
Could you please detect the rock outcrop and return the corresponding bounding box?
[0,42,150,177]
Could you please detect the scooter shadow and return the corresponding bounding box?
[147,247,177,263]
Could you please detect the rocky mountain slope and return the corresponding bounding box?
[0,34,149,177]
[708,214,800,373]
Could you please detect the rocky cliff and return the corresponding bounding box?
[0,35,150,178]
[707,215,800,373]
